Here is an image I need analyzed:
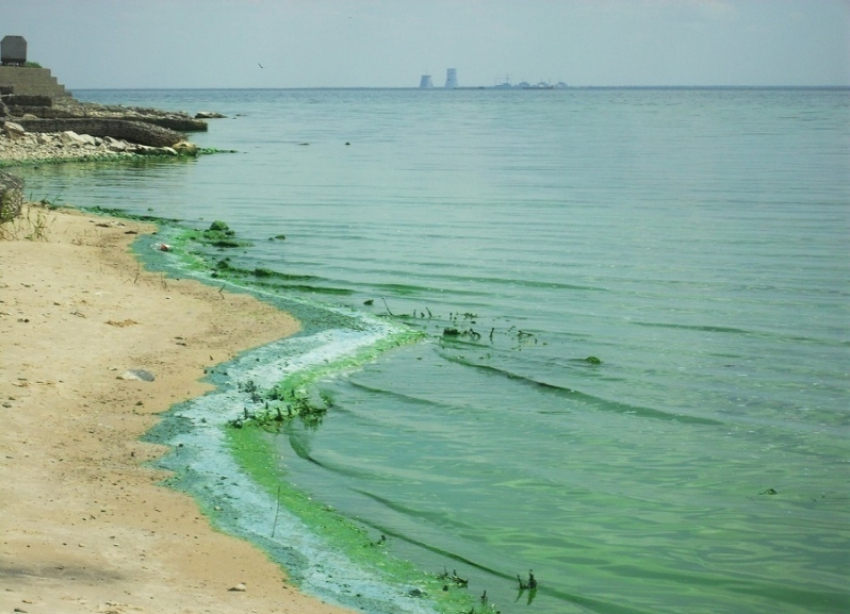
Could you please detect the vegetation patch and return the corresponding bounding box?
[184,220,253,249]
[0,202,55,241]
[227,421,476,614]
[228,376,331,430]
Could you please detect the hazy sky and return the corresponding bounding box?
[4,0,849,89]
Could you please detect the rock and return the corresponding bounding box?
[195,111,226,119]
[0,169,24,223]
[5,94,53,107]
[28,97,209,132]
[132,144,177,156]
[228,582,247,592]
[146,116,208,132]
[15,117,186,147]
[118,369,155,382]
[104,136,130,151]
[172,140,198,156]
[1,115,200,163]
[151,146,176,156]
[59,130,89,147]
[2,121,26,139]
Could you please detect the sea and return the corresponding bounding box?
[13,87,849,614]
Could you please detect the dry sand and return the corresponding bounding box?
[0,206,357,614]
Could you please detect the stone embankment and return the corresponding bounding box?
[0,94,211,164]
[14,118,188,148]
[0,120,198,164]
[5,95,210,132]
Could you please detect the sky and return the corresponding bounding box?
[3,0,849,89]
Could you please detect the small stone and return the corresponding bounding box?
[59,130,88,147]
[228,582,247,592]
[118,369,155,382]
[3,121,26,138]
[173,140,198,155]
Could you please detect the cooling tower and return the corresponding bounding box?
[419,75,433,88]
[444,68,458,89]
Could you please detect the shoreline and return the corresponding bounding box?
[2,95,208,166]
[0,205,359,614]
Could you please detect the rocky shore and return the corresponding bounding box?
[0,94,214,166]
[5,94,210,132]
[0,121,198,164]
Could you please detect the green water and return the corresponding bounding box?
[15,87,850,614]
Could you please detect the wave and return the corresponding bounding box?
[632,321,754,335]
[439,353,722,426]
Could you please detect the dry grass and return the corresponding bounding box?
[0,203,57,242]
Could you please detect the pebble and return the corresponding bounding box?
[0,130,188,163]
[0,130,137,163]
[118,369,155,382]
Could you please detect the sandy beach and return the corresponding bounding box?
[0,205,357,614]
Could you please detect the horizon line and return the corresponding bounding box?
[69,84,850,91]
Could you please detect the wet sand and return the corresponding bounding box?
[0,206,357,614]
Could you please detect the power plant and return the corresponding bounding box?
[418,68,570,89]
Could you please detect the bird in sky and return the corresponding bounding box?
[258,63,264,69]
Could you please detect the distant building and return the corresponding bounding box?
[445,68,458,89]
[419,74,433,89]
